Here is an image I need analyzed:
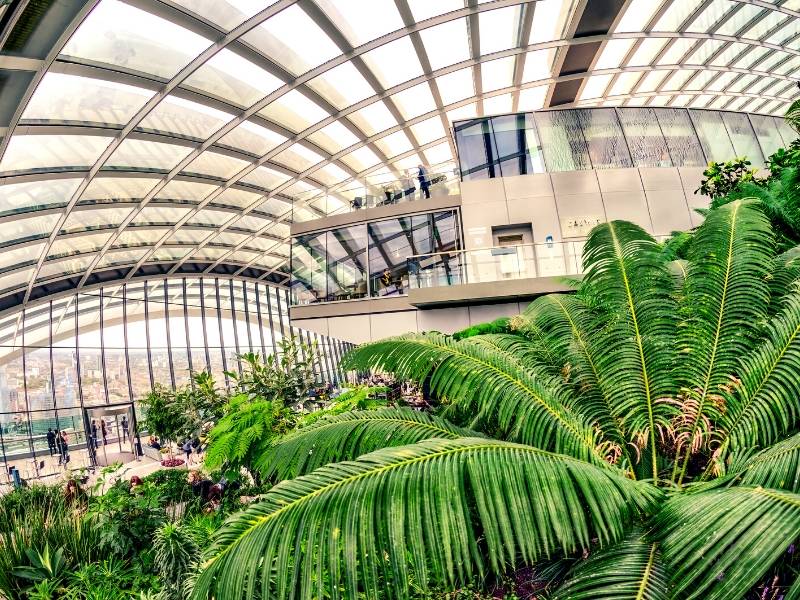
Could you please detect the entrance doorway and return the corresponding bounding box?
[83,403,141,468]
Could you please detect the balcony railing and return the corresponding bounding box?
[407,241,587,289]
[297,170,461,218]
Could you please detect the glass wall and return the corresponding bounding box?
[454,107,794,179]
[291,210,460,304]
[0,277,353,480]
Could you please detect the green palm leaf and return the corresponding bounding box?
[715,292,800,464]
[785,98,800,135]
[581,221,678,479]
[192,438,659,600]
[342,333,603,463]
[674,199,773,484]
[726,431,800,492]
[255,408,480,481]
[657,486,800,600]
[551,534,671,600]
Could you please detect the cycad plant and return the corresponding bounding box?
[192,199,800,599]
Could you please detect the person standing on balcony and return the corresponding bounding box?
[46,428,56,456]
[417,165,430,199]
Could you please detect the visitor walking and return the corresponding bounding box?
[59,430,69,464]
[100,419,107,445]
[182,439,193,465]
[417,164,430,199]
[46,428,56,456]
[121,415,129,440]
[90,419,99,448]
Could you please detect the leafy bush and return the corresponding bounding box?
[153,523,198,600]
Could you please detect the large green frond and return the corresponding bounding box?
[726,431,800,492]
[657,486,800,600]
[785,98,800,135]
[255,408,481,481]
[769,244,800,310]
[716,292,800,462]
[550,534,671,600]
[192,438,659,600]
[581,220,678,478]
[342,333,602,462]
[675,199,773,482]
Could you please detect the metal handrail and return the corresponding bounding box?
[406,238,587,260]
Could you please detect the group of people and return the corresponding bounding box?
[46,428,71,464]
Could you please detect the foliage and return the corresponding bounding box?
[297,385,389,426]
[767,138,800,177]
[227,336,317,408]
[12,544,68,584]
[452,317,511,340]
[696,157,762,199]
[188,198,800,599]
[142,469,195,505]
[140,384,193,448]
[786,97,800,136]
[153,523,199,600]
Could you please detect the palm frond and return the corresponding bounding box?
[769,244,800,310]
[192,438,660,600]
[726,431,800,492]
[581,220,678,478]
[342,333,603,462]
[551,534,671,600]
[657,486,800,600]
[674,199,773,483]
[716,292,800,463]
[255,408,481,481]
[785,98,800,135]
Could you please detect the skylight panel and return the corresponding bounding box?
[315,0,404,47]
[609,72,643,97]
[0,178,81,215]
[113,229,166,247]
[80,177,159,201]
[149,247,192,262]
[637,70,670,92]
[0,135,112,173]
[243,5,340,76]
[0,243,45,272]
[259,90,329,132]
[306,62,374,109]
[625,96,648,106]
[518,86,547,110]
[437,68,475,105]
[655,0,701,31]
[687,0,732,33]
[374,130,413,157]
[363,36,424,89]
[628,38,669,66]
[614,0,661,32]
[140,95,233,140]
[62,206,133,232]
[775,56,800,75]
[189,209,234,227]
[521,49,555,82]
[716,4,763,36]
[214,187,264,208]
[184,49,283,107]
[446,103,477,122]
[744,10,788,40]
[706,71,737,91]
[157,180,217,201]
[410,117,446,145]
[686,70,717,91]
[393,154,424,171]
[686,40,725,65]
[390,83,437,120]
[710,43,749,67]
[182,151,251,179]
[6,212,61,241]
[312,163,351,185]
[340,146,381,172]
[272,143,325,172]
[61,0,210,79]
[420,18,470,71]
[347,101,397,136]
[728,74,757,93]
[167,229,212,245]
[169,0,268,31]
[662,70,695,91]
[580,74,613,100]
[39,255,96,280]
[529,0,571,44]
[105,139,194,171]
[134,205,193,225]
[479,6,521,55]
[240,166,291,190]
[407,0,462,22]
[96,247,149,269]
[482,56,515,92]
[595,39,635,69]
[482,94,512,116]
[659,39,698,65]
[670,94,693,107]
[307,121,360,154]
[22,73,153,126]
[218,121,287,156]
[734,46,770,69]
[649,95,671,106]
[423,143,453,168]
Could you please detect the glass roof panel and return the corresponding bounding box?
[49,231,113,258]
[363,36,423,89]
[744,10,788,40]
[0,135,112,173]
[529,0,571,43]
[407,0,461,22]
[22,73,154,126]
[140,95,233,139]
[423,142,453,167]
[80,177,158,201]
[60,0,210,79]
[132,205,193,225]
[595,39,635,69]
[627,38,669,66]
[156,180,217,201]
[522,49,556,82]
[307,121,360,153]
[257,197,292,216]
[38,254,96,280]
[188,209,233,227]
[105,139,194,171]
[483,93,513,115]
[167,229,212,245]
[271,143,325,172]
[95,247,149,269]
[218,120,287,156]
[374,130,413,157]
[687,0,732,33]
[659,38,697,64]
[518,86,547,110]
[609,72,643,97]
[240,165,291,189]
[182,151,251,180]
[348,100,398,135]
[410,116,446,145]
[437,68,475,105]
[312,163,351,185]
[169,0,269,31]
[0,178,81,215]
[5,212,61,243]
[242,5,340,76]
[580,74,613,100]
[340,146,381,172]
[655,0,701,31]
[316,0,404,47]
[420,18,470,71]
[615,0,661,32]
[479,6,521,55]
[259,90,329,132]
[685,39,725,65]
[114,229,165,247]
[390,83,437,121]
[306,61,375,109]
[0,242,44,272]
[482,56,515,92]
[214,187,264,208]
[62,207,134,232]
[183,49,284,107]
[717,4,763,36]
[149,247,192,262]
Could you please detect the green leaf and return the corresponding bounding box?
[193,438,659,600]
[657,486,800,600]
[342,333,603,463]
[726,431,800,492]
[551,534,671,600]
[256,408,481,481]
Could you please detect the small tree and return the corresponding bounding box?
[139,385,190,455]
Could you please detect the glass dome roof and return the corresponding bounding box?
[0,0,798,310]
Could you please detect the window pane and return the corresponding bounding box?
[326,225,367,301]
[617,107,672,167]
[291,232,326,304]
[369,215,430,297]
[575,108,632,169]
[750,113,784,158]
[689,109,735,162]
[535,110,592,172]
[453,118,495,180]
[654,108,706,167]
[721,111,765,164]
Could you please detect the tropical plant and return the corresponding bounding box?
[153,523,199,600]
[12,544,68,584]
[696,157,762,199]
[190,200,800,599]
[786,97,800,135]
[140,384,192,453]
